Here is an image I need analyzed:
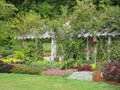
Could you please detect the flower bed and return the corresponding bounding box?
[42,68,76,77]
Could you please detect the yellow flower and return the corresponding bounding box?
[58,61,62,64]
[102,57,107,62]
[43,60,47,63]
[90,64,96,70]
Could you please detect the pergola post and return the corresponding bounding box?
[20,39,24,48]
[93,36,97,64]
[86,37,89,61]
[35,36,38,61]
[51,32,56,61]
[108,36,111,61]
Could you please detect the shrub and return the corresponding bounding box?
[11,64,47,74]
[62,58,83,69]
[103,60,120,83]
[62,58,76,69]
[30,61,63,69]
[0,63,13,73]
[0,52,13,57]
[13,51,24,60]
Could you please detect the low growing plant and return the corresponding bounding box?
[30,61,63,69]
[42,68,76,77]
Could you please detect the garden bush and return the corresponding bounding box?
[103,60,120,83]
[0,52,13,57]
[30,61,63,69]
[10,64,47,74]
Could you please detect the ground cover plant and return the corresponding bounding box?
[42,68,76,77]
[0,73,120,90]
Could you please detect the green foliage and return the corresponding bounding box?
[110,40,120,60]
[0,0,119,66]
[62,58,75,69]
[95,61,107,71]
[30,61,63,69]
[0,0,17,46]
[13,51,24,60]
[62,58,83,69]
[11,64,46,74]
[0,0,17,19]
[11,10,42,36]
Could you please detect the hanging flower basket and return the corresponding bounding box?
[90,41,97,45]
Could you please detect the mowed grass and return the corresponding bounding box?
[43,43,51,52]
[0,73,120,90]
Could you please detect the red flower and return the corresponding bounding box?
[83,49,88,53]
[90,41,97,45]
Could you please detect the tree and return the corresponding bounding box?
[11,10,43,36]
[0,0,17,46]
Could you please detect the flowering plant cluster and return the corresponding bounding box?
[42,68,76,77]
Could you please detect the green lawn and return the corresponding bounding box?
[0,73,119,90]
[43,43,51,52]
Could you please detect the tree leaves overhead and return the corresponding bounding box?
[71,1,120,34]
[0,0,17,45]
[0,0,17,20]
[0,0,120,47]
[11,10,43,36]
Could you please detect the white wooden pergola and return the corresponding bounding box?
[15,31,57,61]
[78,30,120,64]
